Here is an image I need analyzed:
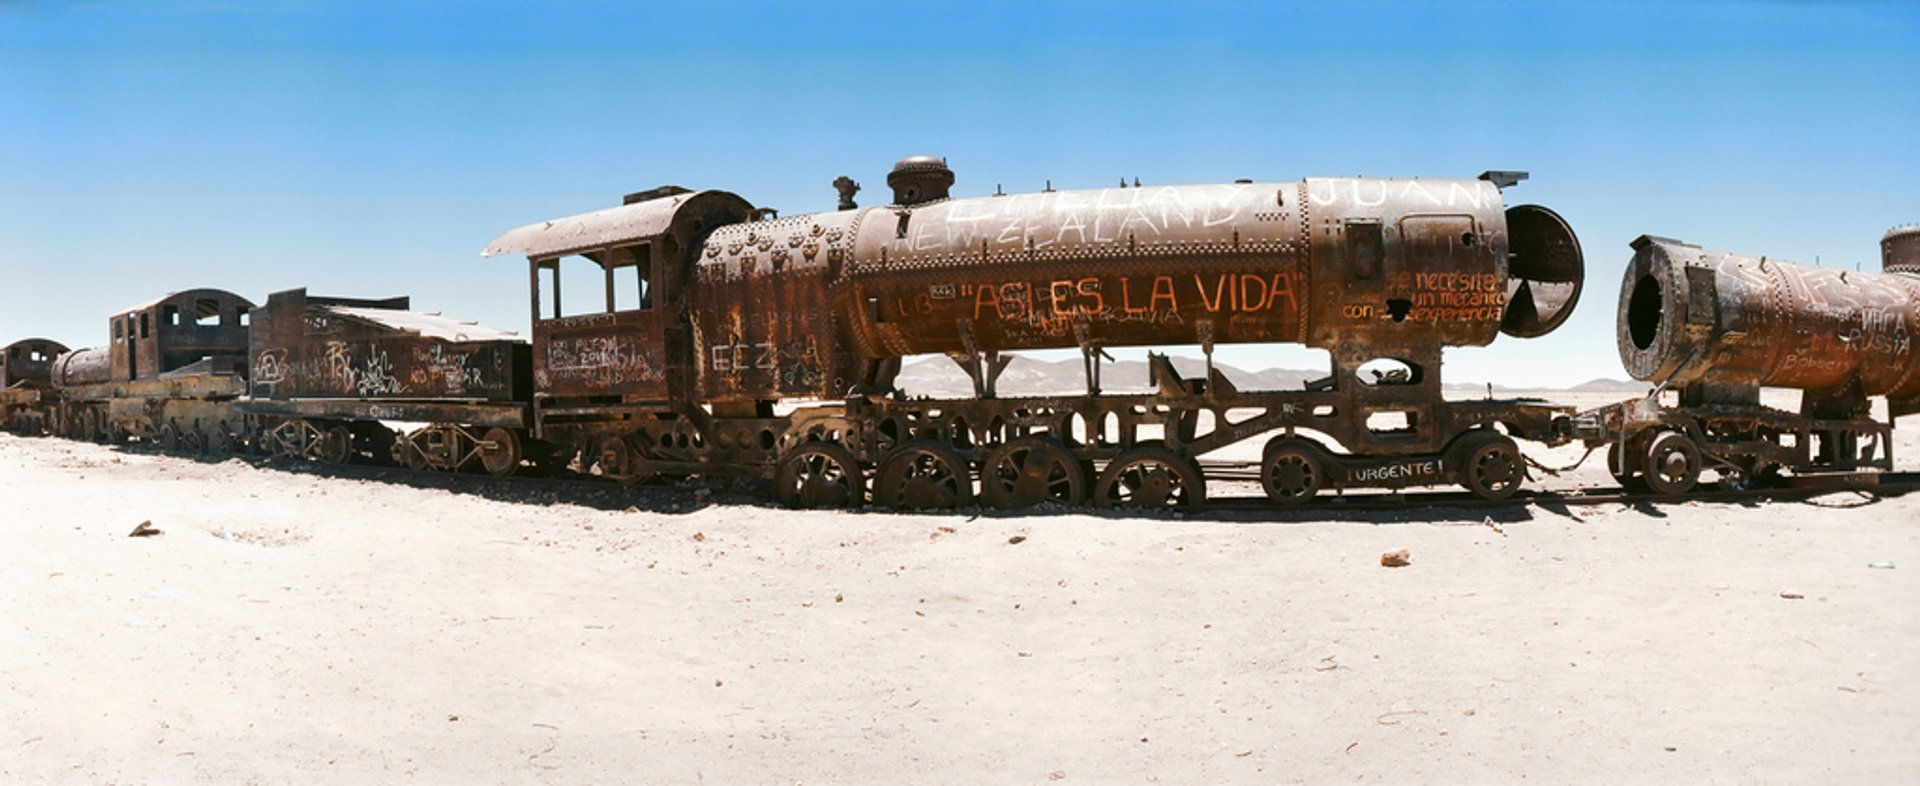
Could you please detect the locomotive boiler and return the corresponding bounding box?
[1618,235,1920,415]
[1582,234,1920,495]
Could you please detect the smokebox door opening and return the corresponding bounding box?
[1627,273,1663,351]
[1500,204,1584,338]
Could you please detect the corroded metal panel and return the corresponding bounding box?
[534,310,669,398]
[249,288,530,402]
[692,211,863,401]
[483,189,747,259]
[52,346,110,387]
[829,178,1579,365]
[1618,236,1920,403]
[1885,225,1920,275]
[841,183,1310,357]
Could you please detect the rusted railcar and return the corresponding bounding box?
[0,338,68,434]
[48,289,255,452]
[1572,234,1920,494]
[486,158,1587,509]
[237,288,536,473]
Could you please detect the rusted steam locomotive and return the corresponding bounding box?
[1570,230,1920,493]
[473,159,1583,508]
[2,158,1913,511]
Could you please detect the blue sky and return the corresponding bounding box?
[3,1,1915,387]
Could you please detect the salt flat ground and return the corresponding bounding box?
[1,403,1916,784]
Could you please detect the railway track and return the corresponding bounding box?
[228,447,1918,521]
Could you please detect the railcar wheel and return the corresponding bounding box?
[1459,434,1524,501]
[1643,430,1701,496]
[980,437,1085,509]
[319,426,353,465]
[185,428,209,456]
[1093,446,1205,511]
[774,442,864,509]
[158,423,183,454]
[874,441,973,510]
[1261,437,1328,506]
[208,426,235,459]
[478,427,523,478]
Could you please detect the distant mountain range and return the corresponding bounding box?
[894,356,1644,398]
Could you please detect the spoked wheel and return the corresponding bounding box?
[1261,437,1328,506]
[318,425,354,465]
[980,437,1085,509]
[1093,446,1205,511]
[184,428,209,457]
[158,423,183,454]
[207,426,236,459]
[774,442,864,509]
[1643,430,1701,496]
[478,427,523,478]
[1457,433,1524,501]
[874,441,973,510]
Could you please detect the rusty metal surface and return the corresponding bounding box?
[52,346,110,387]
[683,176,1581,403]
[249,288,530,402]
[482,189,749,260]
[842,179,1539,359]
[1617,235,1920,406]
[107,288,254,383]
[692,209,865,400]
[2,338,68,389]
[1885,225,1920,275]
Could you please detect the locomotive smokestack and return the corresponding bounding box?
[887,155,954,206]
[1884,225,1920,275]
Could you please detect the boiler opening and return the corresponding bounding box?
[1500,204,1584,339]
[1627,273,1663,351]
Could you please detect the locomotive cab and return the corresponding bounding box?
[1,338,68,390]
[107,288,255,382]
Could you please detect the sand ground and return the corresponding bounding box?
[2,403,1917,784]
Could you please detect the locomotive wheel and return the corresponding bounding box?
[774,442,864,509]
[1643,430,1701,496]
[319,425,354,465]
[1605,440,1639,485]
[158,423,183,454]
[875,441,974,510]
[1093,446,1205,511]
[1459,434,1524,501]
[478,427,523,478]
[184,428,209,456]
[589,434,647,484]
[1261,437,1328,506]
[207,426,235,459]
[980,437,1085,509]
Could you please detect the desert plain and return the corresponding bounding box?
[1,391,1917,784]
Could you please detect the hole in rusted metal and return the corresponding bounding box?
[1365,410,1417,434]
[1628,273,1663,351]
[1386,299,1412,322]
[1356,358,1421,386]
